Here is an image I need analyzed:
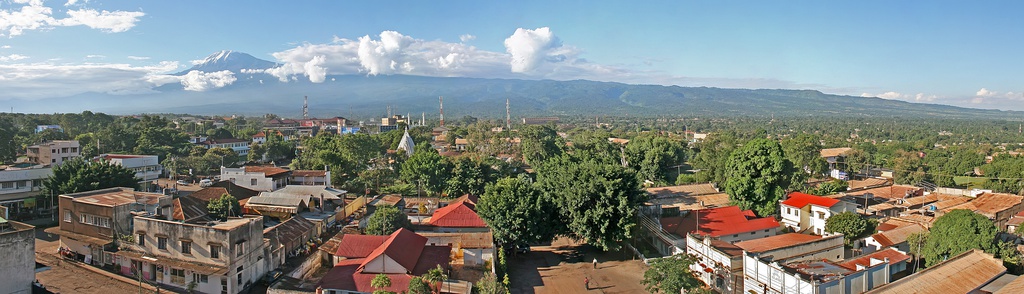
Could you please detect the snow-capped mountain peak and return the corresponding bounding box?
[176,50,279,75]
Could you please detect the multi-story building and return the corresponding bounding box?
[199,138,250,156]
[288,170,331,186]
[0,163,52,217]
[26,140,80,165]
[780,192,858,235]
[0,219,35,294]
[116,215,272,294]
[47,187,171,267]
[220,166,291,192]
[96,154,163,182]
[653,205,780,255]
[35,124,63,133]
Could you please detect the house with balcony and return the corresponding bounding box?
[26,140,80,165]
[0,163,52,218]
[288,170,332,186]
[115,215,273,294]
[650,205,780,255]
[780,192,858,235]
[47,187,172,267]
[96,154,163,182]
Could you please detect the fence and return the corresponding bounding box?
[335,196,367,223]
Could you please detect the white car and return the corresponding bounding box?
[176,180,189,185]
[199,179,213,187]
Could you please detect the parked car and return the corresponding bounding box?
[176,180,189,185]
[199,179,213,187]
[261,269,283,286]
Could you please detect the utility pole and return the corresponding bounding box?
[506,98,511,130]
[439,96,444,127]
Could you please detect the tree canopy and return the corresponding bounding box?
[723,138,796,216]
[207,194,241,220]
[41,157,140,197]
[921,209,998,267]
[641,254,703,294]
[536,155,645,251]
[365,205,412,235]
[477,176,559,247]
[824,211,870,244]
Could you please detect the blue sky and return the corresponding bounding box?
[2,0,1023,110]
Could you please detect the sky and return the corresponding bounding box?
[2,0,1024,111]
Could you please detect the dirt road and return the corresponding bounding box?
[508,238,648,294]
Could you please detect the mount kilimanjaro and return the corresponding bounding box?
[9,50,1024,120]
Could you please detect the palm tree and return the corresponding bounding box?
[422,265,448,294]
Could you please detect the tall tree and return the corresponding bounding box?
[781,134,827,189]
[477,176,559,247]
[519,124,564,165]
[921,209,998,267]
[723,138,796,216]
[536,155,645,251]
[690,131,739,185]
[365,205,412,235]
[624,134,688,184]
[399,149,450,196]
[444,157,491,197]
[41,157,140,197]
[641,254,702,294]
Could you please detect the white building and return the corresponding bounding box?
[0,219,35,294]
[397,129,415,157]
[117,215,273,294]
[26,140,80,165]
[780,192,858,235]
[220,166,291,192]
[0,164,52,216]
[199,138,250,156]
[686,234,745,294]
[96,154,163,182]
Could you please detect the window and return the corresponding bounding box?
[158,237,167,250]
[193,273,208,283]
[1,182,14,189]
[817,212,825,219]
[236,266,244,285]
[181,240,192,254]
[171,268,185,284]
[138,234,145,246]
[250,179,257,186]
[78,214,111,228]
[751,232,756,235]
[16,181,26,188]
[235,241,245,257]
[210,245,220,259]
[64,210,72,222]
[221,278,228,294]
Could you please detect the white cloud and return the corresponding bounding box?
[179,70,236,91]
[504,27,578,73]
[64,0,79,6]
[1,45,11,49]
[0,54,29,61]
[303,55,327,83]
[977,88,994,97]
[85,54,105,59]
[459,34,475,42]
[127,56,149,60]
[861,91,938,102]
[0,61,179,98]
[0,1,143,37]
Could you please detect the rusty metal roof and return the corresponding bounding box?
[867,250,1005,294]
[63,187,168,207]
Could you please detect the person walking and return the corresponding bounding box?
[593,258,598,269]
[585,276,590,290]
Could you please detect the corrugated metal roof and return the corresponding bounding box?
[867,250,1005,294]
[263,185,345,200]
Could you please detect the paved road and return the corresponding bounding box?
[34,228,152,294]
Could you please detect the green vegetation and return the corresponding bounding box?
[641,254,703,294]
[41,157,140,197]
[921,210,997,267]
[207,194,241,220]
[365,205,412,235]
[370,273,393,294]
[477,176,558,247]
[823,212,871,244]
[724,138,796,216]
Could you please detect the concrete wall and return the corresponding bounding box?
[760,235,846,263]
[0,221,35,294]
[363,254,405,274]
[221,168,278,191]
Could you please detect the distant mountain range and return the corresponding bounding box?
[9,51,1024,120]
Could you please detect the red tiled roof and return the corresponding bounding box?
[190,187,230,202]
[360,228,427,273]
[838,248,911,271]
[734,233,824,253]
[320,260,416,293]
[244,166,291,177]
[429,197,486,228]
[335,234,388,258]
[661,206,780,238]
[782,192,841,208]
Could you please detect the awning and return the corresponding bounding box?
[44,227,113,247]
[116,250,229,276]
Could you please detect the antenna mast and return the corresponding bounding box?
[439,96,445,127]
[303,96,309,120]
